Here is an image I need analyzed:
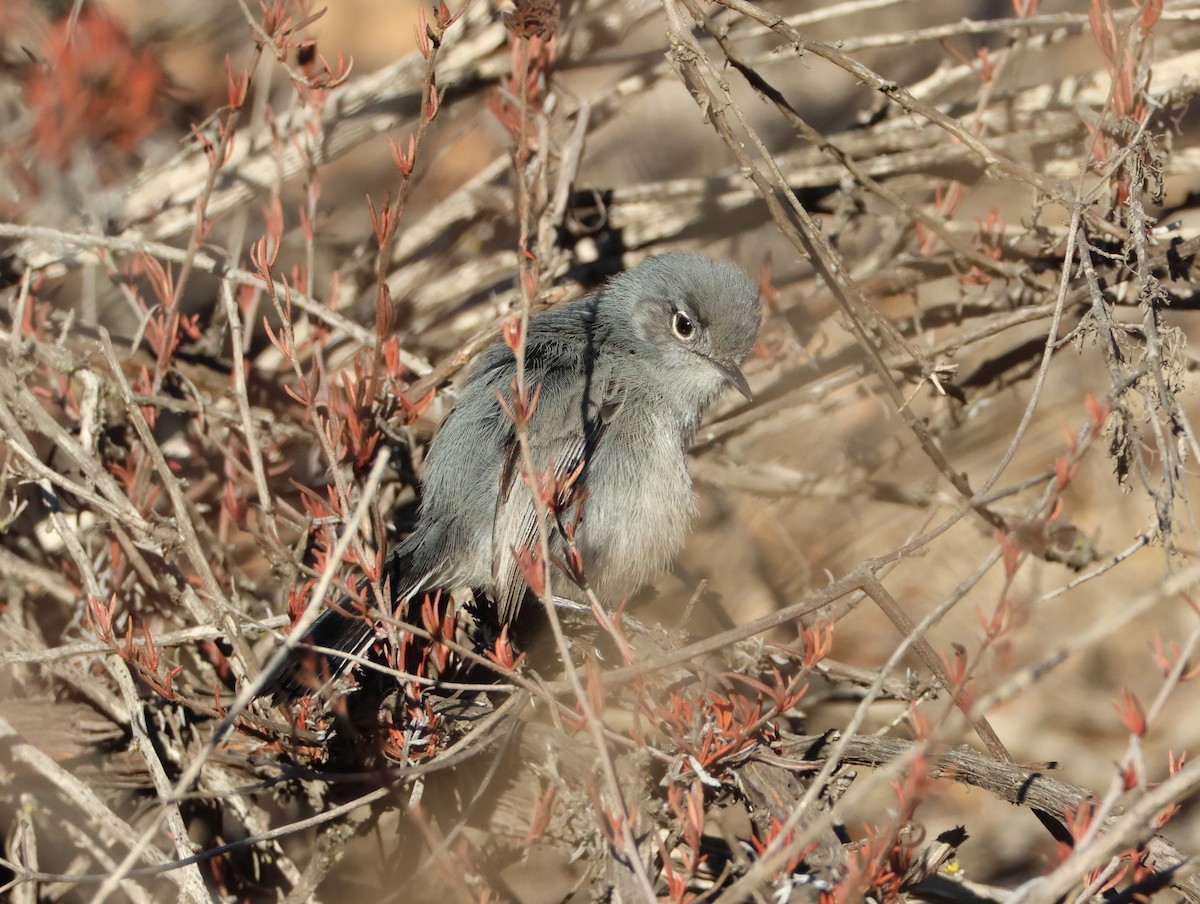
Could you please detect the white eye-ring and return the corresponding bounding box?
[672,310,696,340]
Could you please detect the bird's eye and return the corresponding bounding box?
[672,311,696,340]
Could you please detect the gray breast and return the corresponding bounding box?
[575,408,695,602]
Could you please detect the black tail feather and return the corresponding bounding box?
[265,546,426,704]
[266,603,381,703]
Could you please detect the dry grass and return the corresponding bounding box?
[2,0,1200,901]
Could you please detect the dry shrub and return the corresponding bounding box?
[1,0,1199,901]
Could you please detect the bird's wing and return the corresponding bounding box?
[490,359,624,624]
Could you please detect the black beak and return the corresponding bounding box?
[711,357,753,401]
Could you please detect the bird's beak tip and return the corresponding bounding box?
[713,358,753,401]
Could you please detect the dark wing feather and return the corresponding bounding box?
[490,363,625,623]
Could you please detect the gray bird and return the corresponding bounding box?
[276,252,760,699]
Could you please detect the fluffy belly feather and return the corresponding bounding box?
[576,419,695,601]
